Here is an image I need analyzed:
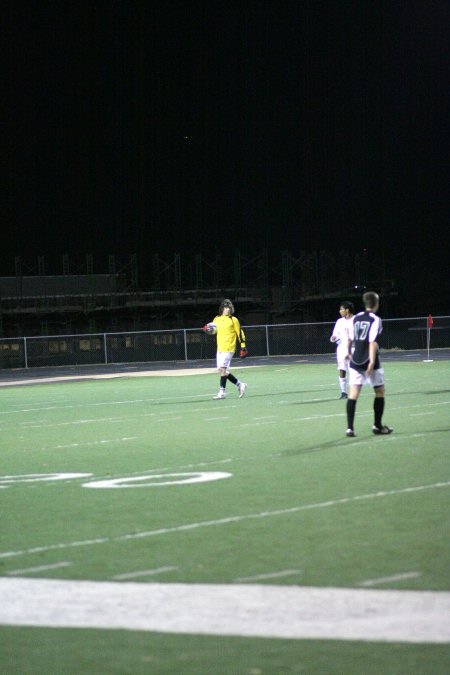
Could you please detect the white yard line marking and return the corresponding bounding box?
[17,418,129,430]
[1,399,448,435]
[0,473,92,486]
[234,570,301,582]
[156,417,183,423]
[239,421,277,427]
[0,399,147,414]
[203,417,231,421]
[359,572,421,587]
[7,562,71,576]
[24,437,139,452]
[1,578,449,643]
[1,480,448,560]
[0,393,214,416]
[112,566,178,580]
[409,412,436,417]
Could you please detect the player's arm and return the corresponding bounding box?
[239,326,246,348]
[346,337,352,360]
[345,319,354,359]
[365,340,378,377]
[330,321,339,342]
[234,317,248,357]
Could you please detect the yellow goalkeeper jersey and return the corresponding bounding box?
[213,315,246,353]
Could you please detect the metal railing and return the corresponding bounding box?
[0,317,448,370]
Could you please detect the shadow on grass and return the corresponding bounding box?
[281,437,364,457]
[281,428,450,458]
[424,390,450,395]
[287,397,342,405]
[383,389,450,397]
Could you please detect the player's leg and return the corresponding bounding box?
[214,353,237,399]
[337,348,348,398]
[338,369,347,398]
[226,366,247,398]
[346,367,363,436]
[371,372,393,434]
[213,354,229,399]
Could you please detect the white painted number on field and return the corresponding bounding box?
[0,473,93,489]
[83,472,232,488]
[0,472,231,490]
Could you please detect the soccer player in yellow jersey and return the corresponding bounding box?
[210,298,247,400]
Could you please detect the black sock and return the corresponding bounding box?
[347,398,356,430]
[220,376,227,389]
[227,373,238,385]
[374,397,385,428]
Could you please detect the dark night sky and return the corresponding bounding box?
[4,0,450,285]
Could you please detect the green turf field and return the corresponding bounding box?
[1,360,449,674]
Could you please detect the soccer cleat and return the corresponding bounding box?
[372,425,394,435]
[340,392,348,399]
[346,429,356,437]
[238,382,247,398]
[213,391,226,400]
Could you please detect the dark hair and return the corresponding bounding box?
[219,298,235,315]
[362,291,379,309]
[340,301,354,313]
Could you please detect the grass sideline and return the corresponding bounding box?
[0,360,449,673]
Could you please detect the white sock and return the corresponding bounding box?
[339,377,347,393]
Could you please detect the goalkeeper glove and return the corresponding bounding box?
[239,347,248,358]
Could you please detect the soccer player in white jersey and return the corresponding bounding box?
[330,301,354,399]
[345,291,393,437]
[208,299,247,400]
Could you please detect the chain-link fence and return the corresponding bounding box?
[0,317,448,370]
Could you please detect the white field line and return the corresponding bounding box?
[112,566,178,580]
[1,407,237,432]
[410,412,436,417]
[0,369,219,388]
[1,423,444,489]
[14,417,134,430]
[0,392,218,416]
[0,473,92,486]
[7,562,71,576]
[1,480,449,560]
[1,578,449,643]
[0,399,146,414]
[234,570,301,582]
[21,437,139,452]
[0,382,363,416]
[240,421,277,427]
[203,417,232,422]
[359,572,421,587]
[192,406,226,412]
[0,399,448,434]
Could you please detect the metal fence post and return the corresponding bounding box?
[265,324,270,356]
[104,334,108,364]
[24,337,28,369]
[183,329,188,361]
